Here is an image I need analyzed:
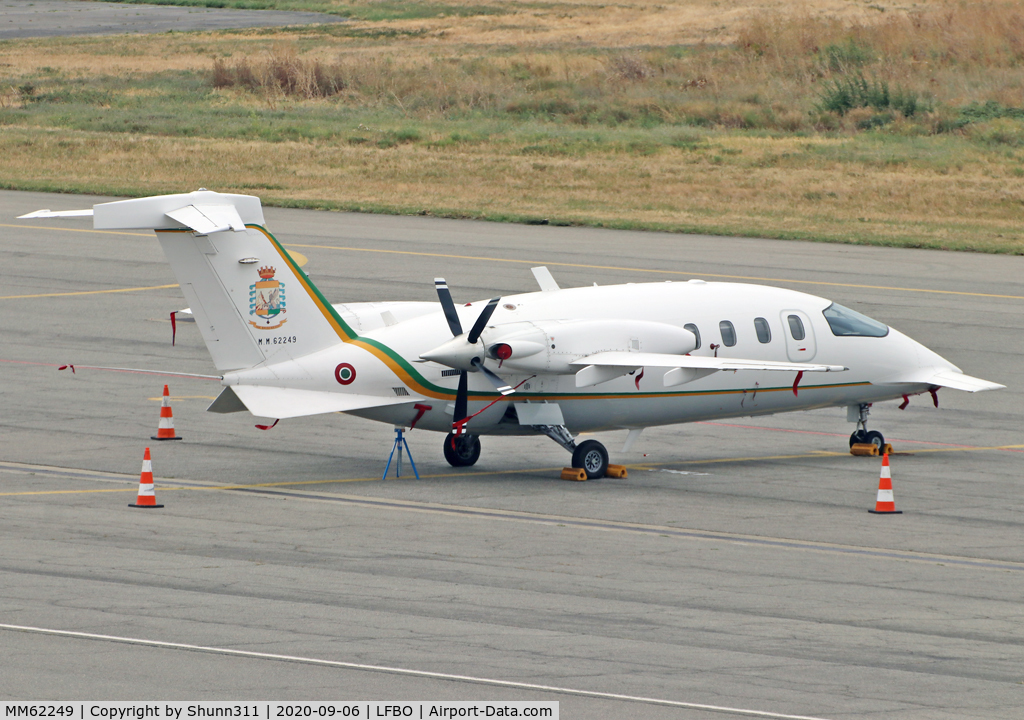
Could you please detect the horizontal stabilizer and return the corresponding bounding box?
[880,368,1004,392]
[18,209,94,219]
[228,385,424,419]
[19,190,265,231]
[94,190,264,230]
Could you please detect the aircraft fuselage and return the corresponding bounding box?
[262,280,955,435]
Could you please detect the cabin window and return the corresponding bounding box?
[684,323,701,349]
[822,303,889,337]
[719,320,736,347]
[754,317,771,343]
[787,314,806,341]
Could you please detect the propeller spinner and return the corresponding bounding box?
[423,278,515,435]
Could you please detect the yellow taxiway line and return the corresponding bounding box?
[284,243,1024,301]
[6,456,1024,575]
[0,223,148,237]
[0,284,179,300]
[2,443,1021,497]
[3,221,1020,301]
[147,395,217,401]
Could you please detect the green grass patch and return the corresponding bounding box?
[815,73,932,118]
[92,0,509,20]
[7,3,1024,254]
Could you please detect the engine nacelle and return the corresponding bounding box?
[483,319,696,374]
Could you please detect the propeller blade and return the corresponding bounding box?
[467,297,500,344]
[453,370,468,423]
[472,357,515,395]
[434,278,463,337]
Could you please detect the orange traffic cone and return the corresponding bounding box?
[868,453,901,514]
[129,447,164,509]
[151,384,181,441]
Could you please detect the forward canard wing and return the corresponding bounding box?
[878,367,1005,392]
[570,351,846,388]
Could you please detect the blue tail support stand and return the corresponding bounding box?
[382,427,419,480]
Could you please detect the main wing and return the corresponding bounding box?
[570,351,845,388]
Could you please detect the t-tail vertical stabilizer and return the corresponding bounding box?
[25,190,354,372]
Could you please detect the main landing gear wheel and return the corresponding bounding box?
[863,430,885,450]
[443,434,481,467]
[572,440,609,479]
[849,429,885,450]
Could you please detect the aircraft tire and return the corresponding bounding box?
[863,430,885,450]
[443,434,481,467]
[849,430,867,447]
[572,440,609,479]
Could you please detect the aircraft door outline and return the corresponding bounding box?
[781,309,817,362]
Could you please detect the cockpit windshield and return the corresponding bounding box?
[822,303,889,337]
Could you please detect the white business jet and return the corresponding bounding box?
[21,190,1004,478]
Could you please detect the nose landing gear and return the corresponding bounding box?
[849,403,885,450]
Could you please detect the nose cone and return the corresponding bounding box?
[420,336,483,371]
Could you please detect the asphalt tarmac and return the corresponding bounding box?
[1,189,1022,718]
[0,0,342,39]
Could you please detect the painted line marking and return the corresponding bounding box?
[3,441,1022,495]
[286,250,308,267]
[4,459,1024,572]
[218,487,1024,572]
[147,395,217,401]
[5,221,1015,299]
[0,284,178,300]
[0,488,137,496]
[0,223,148,237]
[698,422,1024,451]
[284,243,1024,301]
[0,359,220,380]
[0,623,832,720]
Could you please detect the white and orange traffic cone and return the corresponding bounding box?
[129,447,164,509]
[868,453,902,514]
[151,384,181,441]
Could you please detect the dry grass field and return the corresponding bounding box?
[3,0,1024,252]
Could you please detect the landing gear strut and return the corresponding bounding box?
[443,433,481,467]
[533,424,610,479]
[849,403,885,450]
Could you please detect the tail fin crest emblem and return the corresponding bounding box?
[249,266,287,329]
